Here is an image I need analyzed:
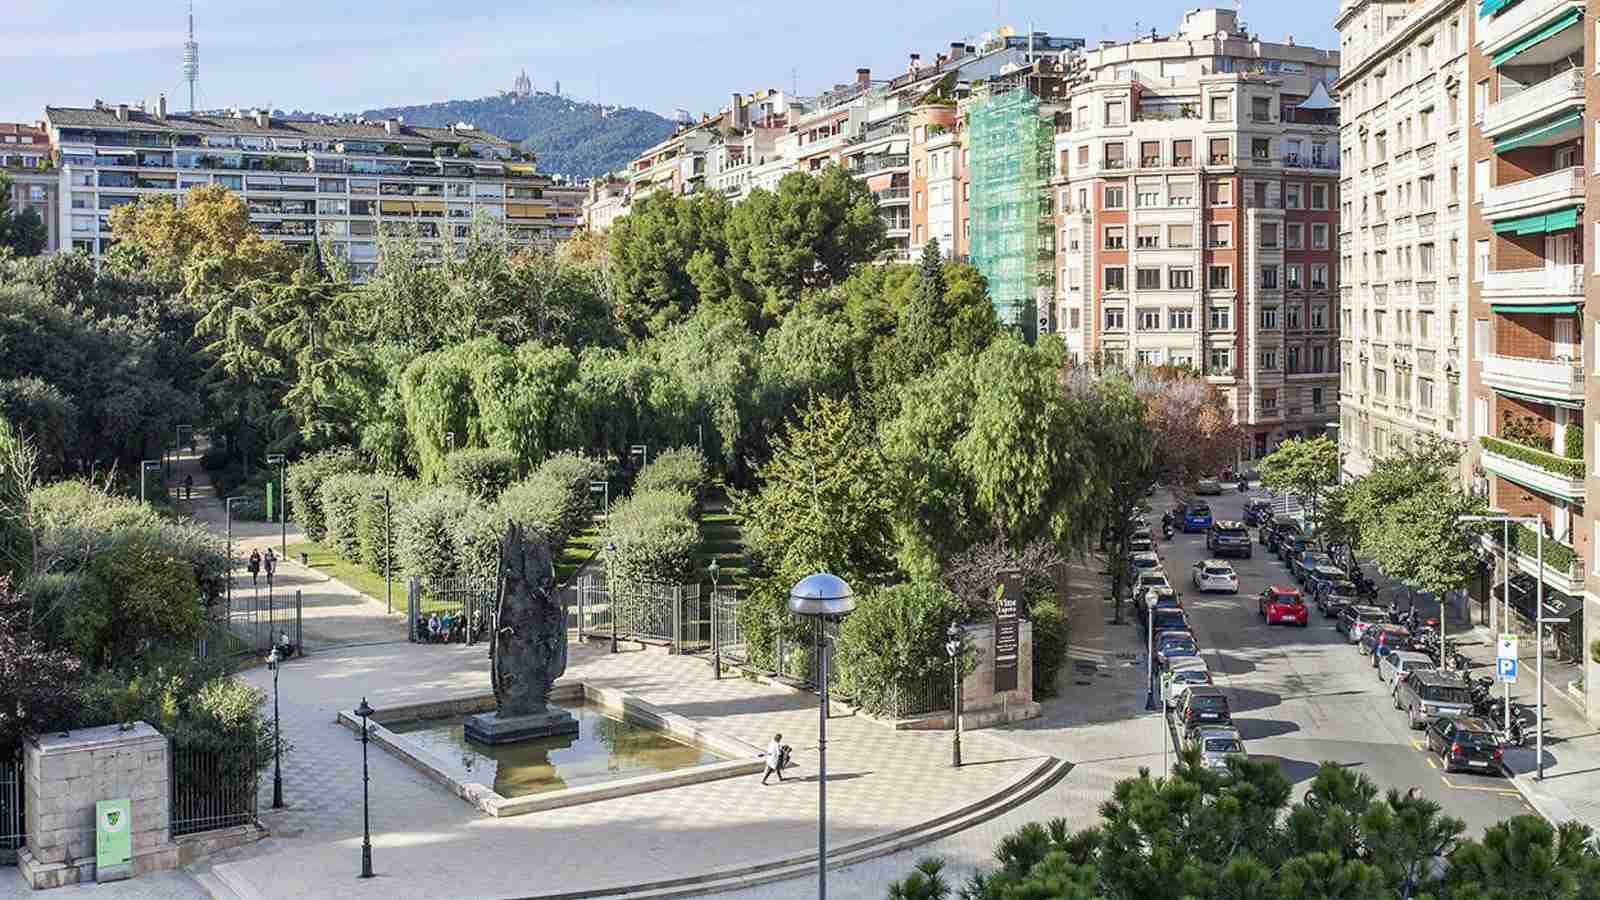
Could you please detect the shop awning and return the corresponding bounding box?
[1494,112,1582,153]
[379,200,414,214]
[1479,0,1519,16]
[1492,8,1583,66]
[866,173,895,191]
[1491,302,1580,314]
[1490,206,1579,235]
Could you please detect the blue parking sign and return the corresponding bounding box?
[1497,657,1518,683]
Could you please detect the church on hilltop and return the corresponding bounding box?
[512,69,532,97]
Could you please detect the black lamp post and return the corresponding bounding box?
[709,559,722,680]
[606,541,618,654]
[266,647,284,809]
[945,622,963,768]
[788,572,856,900]
[355,697,374,879]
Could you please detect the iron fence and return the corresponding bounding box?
[572,575,704,651]
[170,746,259,837]
[212,586,301,659]
[407,575,493,645]
[0,748,22,864]
[884,672,954,718]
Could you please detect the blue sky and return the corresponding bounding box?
[0,0,1340,123]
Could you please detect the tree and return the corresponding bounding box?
[608,191,729,337]
[0,173,47,258]
[1260,436,1340,533]
[106,184,295,300]
[896,240,950,375]
[0,576,82,749]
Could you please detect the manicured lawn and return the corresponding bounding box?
[696,483,749,586]
[286,540,392,605]
[556,520,603,586]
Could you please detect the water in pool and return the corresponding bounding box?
[385,703,723,798]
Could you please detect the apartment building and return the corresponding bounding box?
[1462,0,1594,716]
[908,102,965,259]
[1335,0,1473,480]
[1056,8,1343,457]
[45,99,573,277]
[1,122,60,253]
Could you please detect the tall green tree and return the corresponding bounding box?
[1260,435,1341,533]
[608,191,729,337]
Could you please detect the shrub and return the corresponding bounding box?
[634,446,706,501]
[1028,592,1070,699]
[319,473,385,564]
[443,447,520,501]
[453,505,511,582]
[1566,423,1584,460]
[76,651,271,762]
[832,580,968,718]
[356,477,420,575]
[601,488,698,589]
[395,488,472,581]
[0,576,83,749]
[84,528,203,662]
[497,452,605,549]
[285,448,365,541]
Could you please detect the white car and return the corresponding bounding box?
[1128,551,1161,582]
[1380,651,1434,687]
[1192,559,1239,594]
[1163,657,1212,709]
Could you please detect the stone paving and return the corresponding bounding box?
[0,869,209,899]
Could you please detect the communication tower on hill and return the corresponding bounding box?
[182,1,201,111]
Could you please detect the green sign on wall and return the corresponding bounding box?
[266,483,275,521]
[96,799,131,870]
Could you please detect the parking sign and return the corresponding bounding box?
[1497,656,1518,683]
[1497,633,1518,662]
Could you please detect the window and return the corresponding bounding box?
[1260,222,1279,248]
[1418,378,1434,411]
[1311,304,1327,329]
[1105,101,1126,127]
[1206,180,1231,205]
[1169,307,1194,329]
[1418,175,1434,207]
[1104,142,1127,169]
[1260,306,1280,329]
[1137,187,1161,207]
[1252,137,1271,161]
[1168,224,1194,248]
[1286,346,1301,372]
[1105,307,1126,330]
[1137,349,1165,367]
[1104,185,1126,209]
[1136,224,1161,248]
[1474,396,1489,436]
[1068,308,1081,330]
[1210,95,1232,122]
[1286,224,1304,249]
[1473,239,1488,281]
[1077,145,1090,167]
[1310,264,1328,289]
[1136,268,1162,290]
[1209,306,1232,330]
[1473,79,1488,120]
[1286,265,1303,290]
[1311,223,1329,249]
[1259,265,1280,289]
[1140,141,1161,167]
[1104,267,1127,292]
[1474,158,1489,202]
[1173,139,1193,166]
[1284,183,1303,209]
[1138,307,1162,329]
[1169,267,1195,289]
[1259,350,1279,371]
[1312,347,1326,373]
[1208,224,1231,248]
[1208,347,1233,373]
[1374,368,1387,398]
[1105,226,1126,249]
[1169,180,1196,206]
[1310,184,1328,210]
[1208,266,1232,290]
[1208,138,1230,165]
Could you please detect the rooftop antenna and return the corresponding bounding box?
[791,67,799,97]
[182,0,200,112]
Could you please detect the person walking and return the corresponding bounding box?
[263,548,277,585]
[247,549,262,587]
[761,733,785,785]
[182,473,193,502]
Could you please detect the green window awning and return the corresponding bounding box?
[1490,303,1580,314]
[1495,112,1583,153]
[1480,0,1520,15]
[1492,9,1584,66]
[1491,206,1579,235]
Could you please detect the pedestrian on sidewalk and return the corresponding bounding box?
[182,474,193,502]
[761,733,787,785]
[263,548,277,585]
[248,549,262,586]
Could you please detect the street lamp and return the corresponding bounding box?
[445,431,457,455]
[225,496,248,610]
[369,489,393,613]
[945,622,963,768]
[266,647,285,809]
[788,572,857,900]
[354,697,375,879]
[589,479,610,516]
[606,541,618,654]
[140,459,162,504]
[1459,512,1548,779]
[174,423,194,475]
[629,443,648,471]
[266,454,287,555]
[709,558,722,681]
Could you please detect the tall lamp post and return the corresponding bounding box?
[369,489,393,613]
[354,697,375,878]
[266,454,287,554]
[266,647,285,809]
[945,622,963,767]
[709,559,722,680]
[140,459,162,504]
[606,541,618,653]
[788,573,857,900]
[629,443,648,472]
[589,479,610,516]
[225,496,247,610]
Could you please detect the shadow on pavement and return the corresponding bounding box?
[1232,717,1300,740]
[1221,687,1284,714]
[1250,754,1321,785]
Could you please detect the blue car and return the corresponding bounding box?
[1183,502,1213,533]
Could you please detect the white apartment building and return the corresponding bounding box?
[1334,0,1473,478]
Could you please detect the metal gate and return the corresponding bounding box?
[217,585,302,658]
[0,748,22,865]
[571,575,705,652]
[407,575,494,644]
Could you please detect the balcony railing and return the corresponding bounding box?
[1483,264,1584,305]
[873,187,911,202]
[1482,69,1585,138]
[1479,0,1585,56]
[1482,167,1584,221]
[1482,353,1585,403]
[854,154,909,174]
[1479,435,1586,502]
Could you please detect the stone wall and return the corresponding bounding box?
[17,723,179,889]
[934,620,1040,730]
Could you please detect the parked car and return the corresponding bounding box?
[1276,534,1313,564]
[1304,566,1350,603]
[1155,630,1201,669]
[1341,605,1391,643]
[1173,686,1233,737]
[1396,669,1475,730]
[1258,585,1309,627]
[1195,478,1224,496]
[1131,572,1174,611]
[1182,502,1214,533]
[1128,551,1162,583]
[1260,515,1302,549]
[1128,533,1156,555]
[1291,549,1337,584]
[1242,497,1275,527]
[1163,657,1212,709]
[1186,725,1246,770]
[1378,650,1434,687]
[1192,560,1239,594]
[1360,624,1413,664]
[1207,520,1252,558]
[1135,586,1182,620]
[1425,716,1507,775]
[1144,608,1189,638]
[1315,579,1360,618]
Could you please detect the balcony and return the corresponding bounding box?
[1482,264,1584,307]
[1482,167,1584,221]
[873,187,910,204]
[1481,69,1584,140]
[1478,0,1584,62]
[1479,435,1586,502]
[854,155,909,174]
[1483,523,1585,596]
[1481,353,1585,402]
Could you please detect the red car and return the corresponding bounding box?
[1259,585,1309,627]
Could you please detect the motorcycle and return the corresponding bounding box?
[1162,521,1175,540]
[1238,480,1249,493]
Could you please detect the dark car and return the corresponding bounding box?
[1304,565,1349,603]
[1260,515,1302,550]
[1315,579,1360,617]
[1396,669,1474,730]
[1276,534,1313,563]
[1134,586,1182,620]
[1174,686,1233,737]
[1183,502,1214,533]
[1360,624,1413,664]
[1155,631,1201,668]
[1144,608,1189,638]
[1291,550,1336,584]
[1425,716,1507,775]
[1207,520,1253,558]
[1242,497,1275,527]
[1337,604,1389,637]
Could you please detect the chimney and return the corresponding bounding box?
[730,92,744,129]
[855,68,871,87]
[255,109,269,128]
[950,41,965,60]
[156,93,167,119]
[115,104,129,122]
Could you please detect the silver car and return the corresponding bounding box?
[1187,725,1246,770]
[1378,650,1433,686]
[1163,657,1212,709]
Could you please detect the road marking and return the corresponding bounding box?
[1438,775,1521,796]
[1425,757,1438,770]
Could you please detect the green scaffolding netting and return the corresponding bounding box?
[967,87,1054,340]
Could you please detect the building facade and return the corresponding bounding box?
[1,122,61,253]
[45,99,571,276]
[1057,8,1343,455]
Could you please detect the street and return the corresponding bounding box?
[1151,487,1535,832]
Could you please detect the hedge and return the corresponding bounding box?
[832,580,969,718]
[601,488,698,590]
[356,477,421,575]
[1508,521,1577,572]
[443,447,520,501]
[453,505,511,582]
[1480,435,1585,480]
[319,473,376,564]
[1566,423,1584,461]
[1028,592,1070,699]
[395,488,473,582]
[285,448,365,542]
[497,452,605,550]
[634,446,706,501]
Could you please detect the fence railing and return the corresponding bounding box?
[170,746,258,838]
[0,749,22,863]
[572,575,703,649]
[408,575,493,644]
[210,586,301,659]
